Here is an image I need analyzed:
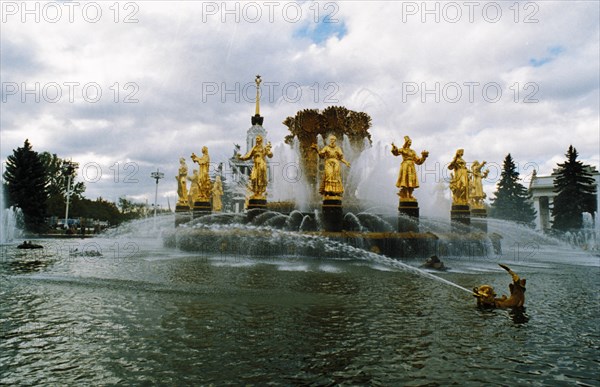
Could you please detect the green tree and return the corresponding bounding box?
[39,152,85,198]
[3,139,48,232]
[551,145,597,231]
[70,197,124,225]
[490,153,536,226]
[39,152,86,219]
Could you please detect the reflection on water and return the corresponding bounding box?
[0,237,599,385]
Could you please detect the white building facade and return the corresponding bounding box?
[529,167,599,231]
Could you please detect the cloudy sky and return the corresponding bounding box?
[1,0,598,210]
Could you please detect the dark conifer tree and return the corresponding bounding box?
[490,153,536,226]
[3,140,49,232]
[552,145,597,231]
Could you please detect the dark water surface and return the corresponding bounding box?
[1,235,599,386]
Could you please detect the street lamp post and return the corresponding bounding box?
[63,160,79,231]
[150,169,164,226]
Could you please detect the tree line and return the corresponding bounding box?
[490,145,597,232]
[2,139,153,233]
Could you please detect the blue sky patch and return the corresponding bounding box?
[295,20,347,44]
[529,45,565,67]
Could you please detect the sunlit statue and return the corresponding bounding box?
[176,157,188,206]
[473,264,526,308]
[391,136,429,201]
[237,135,273,200]
[212,175,223,212]
[469,160,489,209]
[191,146,212,202]
[187,169,199,207]
[448,149,469,205]
[311,135,351,199]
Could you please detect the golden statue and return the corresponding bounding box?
[237,135,273,200]
[469,160,489,209]
[448,149,469,205]
[176,157,189,206]
[191,146,212,202]
[311,135,351,199]
[187,169,199,207]
[212,175,223,212]
[391,136,429,201]
[473,264,526,308]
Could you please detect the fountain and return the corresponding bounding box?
[164,76,499,263]
[3,78,598,387]
[0,186,22,244]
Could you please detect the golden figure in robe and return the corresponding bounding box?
[187,169,199,207]
[469,160,489,209]
[448,149,470,205]
[391,136,429,201]
[212,175,224,212]
[237,135,273,200]
[191,146,212,202]
[311,135,351,200]
[176,157,189,206]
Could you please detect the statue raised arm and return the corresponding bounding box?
[391,136,429,200]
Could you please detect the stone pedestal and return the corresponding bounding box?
[470,208,488,233]
[247,198,267,211]
[322,198,343,232]
[450,204,471,231]
[192,200,212,218]
[398,200,419,233]
[175,205,191,227]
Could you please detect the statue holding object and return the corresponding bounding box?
[470,160,489,209]
[237,135,273,200]
[448,149,470,205]
[391,136,429,201]
[191,146,212,202]
[311,135,351,200]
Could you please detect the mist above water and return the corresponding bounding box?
[268,138,452,217]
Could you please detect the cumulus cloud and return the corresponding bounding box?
[1,0,598,206]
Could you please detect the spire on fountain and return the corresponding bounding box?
[251,75,264,126]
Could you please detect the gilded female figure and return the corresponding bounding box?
[212,175,224,212]
[311,135,351,199]
[176,157,188,206]
[448,149,469,205]
[237,135,273,200]
[191,146,212,201]
[391,136,429,200]
[469,160,489,208]
[187,169,199,206]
